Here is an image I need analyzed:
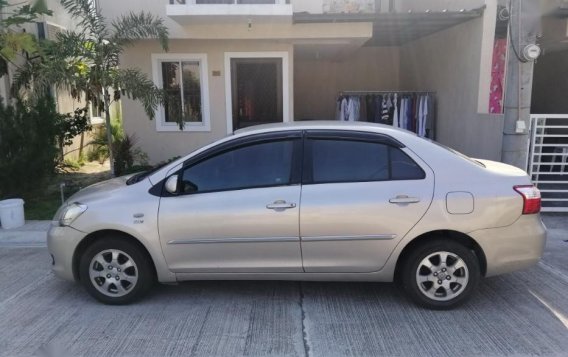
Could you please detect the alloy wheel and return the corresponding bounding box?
[415,251,469,302]
[88,249,138,297]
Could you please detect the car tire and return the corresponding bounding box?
[79,236,154,305]
[401,239,480,310]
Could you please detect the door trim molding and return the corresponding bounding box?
[301,234,397,242]
[224,51,290,135]
[168,236,299,245]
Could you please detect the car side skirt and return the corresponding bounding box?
[174,272,393,282]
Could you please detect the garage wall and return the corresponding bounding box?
[294,47,400,121]
[399,17,504,160]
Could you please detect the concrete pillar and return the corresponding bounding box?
[501,0,541,169]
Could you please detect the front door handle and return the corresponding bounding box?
[266,200,297,210]
[389,195,421,204]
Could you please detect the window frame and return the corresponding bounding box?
[151,53,211,132]
[302,130,425,185]
[162,131,303,196]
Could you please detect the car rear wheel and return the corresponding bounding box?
[79,237,154,304]
[402,240,480,309]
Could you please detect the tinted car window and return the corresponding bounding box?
[309,139,424,183]
[181,140,294,193]
[311,139,389,183]
[391,147,426,180]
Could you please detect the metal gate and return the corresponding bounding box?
[528,115,568,212]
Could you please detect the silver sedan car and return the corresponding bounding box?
[47,122,546,309]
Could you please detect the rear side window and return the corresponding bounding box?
[308,139,425,184]
[391,147,426,180]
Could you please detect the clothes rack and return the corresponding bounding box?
[339,90,436,95]
[336,90,437,139]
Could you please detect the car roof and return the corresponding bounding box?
[233,120,413,137]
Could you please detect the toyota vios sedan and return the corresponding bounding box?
[48,122,546,309]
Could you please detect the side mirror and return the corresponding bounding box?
[165,175,178,194]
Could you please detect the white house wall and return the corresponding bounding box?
[119,40,294,164]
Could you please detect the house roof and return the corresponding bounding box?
[293,7,486,46]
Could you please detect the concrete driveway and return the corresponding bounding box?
[0,215,567,357]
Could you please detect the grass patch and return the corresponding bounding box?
[23,163,112,220]
[25,191,63,220]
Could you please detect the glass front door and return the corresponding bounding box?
[231,58,283,130]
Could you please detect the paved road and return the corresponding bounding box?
[0,215,567,357]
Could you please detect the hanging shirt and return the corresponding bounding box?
[366,95,375,122]
[381,95,392,124]
[339,97,348,121]
[417,96,424,136]
[405,97,413,131]
[374,96,382,123]
[355,97,361,121]
[392,94,399,128]
[399,97,406,129]
[346,96,360,121]
[420,95,429,137]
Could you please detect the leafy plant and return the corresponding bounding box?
[55,107,92,161]
[0,96,59,197]
[11,0,169,175]
[88,119,124,164]
[63,158,83,171]
[0,0,52,77]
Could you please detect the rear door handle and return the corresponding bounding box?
[389,195,421,204]
[266,200,297,210]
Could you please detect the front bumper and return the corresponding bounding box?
[47,223,86,281]
[470,214,547,277]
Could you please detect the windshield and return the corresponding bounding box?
[126,161,173,185]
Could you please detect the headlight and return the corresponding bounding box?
[59,203,88,226]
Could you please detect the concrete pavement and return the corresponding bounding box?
[0,220,50,247]
[0,215,567,357]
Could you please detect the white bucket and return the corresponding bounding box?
[0,199,25,229]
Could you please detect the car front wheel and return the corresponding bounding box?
[79,237,154,304]
[402,240,480,309]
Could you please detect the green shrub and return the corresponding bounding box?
[88,119,123,164]
[113,134,149,176]
[0,97,59,197]
[55,107,91,161]
[62,158,83,171]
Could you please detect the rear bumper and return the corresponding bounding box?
[47,223,85,281]
[470,214,547,277]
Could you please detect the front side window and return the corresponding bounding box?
[308,139,425,184]
[181,140,295,193]
[152,54,210,132]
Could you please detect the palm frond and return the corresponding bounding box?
[60,0,107,37]
[10,36,95,103]
[51,30,91,58]
[111,12,169,51]
[113,68,165,121]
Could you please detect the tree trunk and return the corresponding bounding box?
[103,88,115,176]
[78,132,85,161]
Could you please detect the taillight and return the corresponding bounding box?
[514,185,541,214]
